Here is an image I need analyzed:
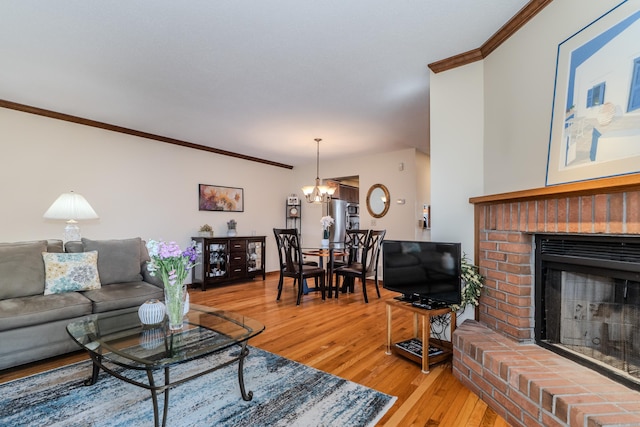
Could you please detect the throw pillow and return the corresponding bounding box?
[42,251,101,295]
[80,238,143,285]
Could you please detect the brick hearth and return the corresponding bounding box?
[453,176,640,427]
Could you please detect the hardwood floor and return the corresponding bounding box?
[0,274,509,426]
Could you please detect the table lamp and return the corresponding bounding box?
[43,191,99,242]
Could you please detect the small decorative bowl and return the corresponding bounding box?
[138,299,166,325]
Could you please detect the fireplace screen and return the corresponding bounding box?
[536,235,640,389]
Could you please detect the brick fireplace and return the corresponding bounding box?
[453,174,640,427]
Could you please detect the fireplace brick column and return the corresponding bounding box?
[475,188,640,343]
[456,177,640,426]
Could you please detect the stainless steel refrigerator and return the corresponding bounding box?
[328,200,359,246]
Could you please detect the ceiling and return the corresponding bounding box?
[0,1,529,168]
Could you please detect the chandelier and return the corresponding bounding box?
[301,138,335,204]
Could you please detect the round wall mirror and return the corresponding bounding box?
[366,184,390,218]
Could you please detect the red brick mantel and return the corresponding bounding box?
[469,174,640,342]
[452,174,640,426]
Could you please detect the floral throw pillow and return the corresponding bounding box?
[42,251,101,295]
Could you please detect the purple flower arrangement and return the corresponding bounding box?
[146,240,200,287]
[146,239,200,330]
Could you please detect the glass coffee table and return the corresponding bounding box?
[66,304,265,427]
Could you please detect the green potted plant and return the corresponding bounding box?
[451,254,484,312]
[198,224,213,237]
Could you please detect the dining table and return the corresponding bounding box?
[301,246,348,298]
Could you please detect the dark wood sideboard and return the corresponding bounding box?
[191,236,266,291]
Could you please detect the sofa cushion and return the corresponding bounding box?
[80,238,143,285]
[46,239,64,253]
[42,251,101,295]
[0,292,92,332]
[0,240,47,299]
[82,281,164,313]
[64,241,83,253]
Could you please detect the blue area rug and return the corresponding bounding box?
[0,346,395,426]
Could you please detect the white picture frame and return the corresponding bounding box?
[545,1,640,186]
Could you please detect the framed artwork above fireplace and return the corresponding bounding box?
[546,1,640,186]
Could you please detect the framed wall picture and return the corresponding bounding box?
[545,2,640,185]
[199,184,244,212]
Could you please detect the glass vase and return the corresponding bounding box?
[321,229,330,248]
[164,283,187,331]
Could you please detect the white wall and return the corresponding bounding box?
[429,61,484,259]
[429,0,626,260]
[0,107,291,274]
[1,107,427,276]
[415,151,431,241]
[482,0,625,194]
[292,147,427,246]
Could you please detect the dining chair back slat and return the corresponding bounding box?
[365,229,386,297]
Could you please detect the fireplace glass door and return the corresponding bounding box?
[536,234,640,389]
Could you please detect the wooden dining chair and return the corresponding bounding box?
[273,229,318,298]
[334,229,385,303]
[331,229,368,297]
[273,228,288,296]
[273,228,326,305]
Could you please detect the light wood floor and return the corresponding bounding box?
[0,273,509,426]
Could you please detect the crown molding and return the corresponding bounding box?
[428,0,554,74]
[0,99,294,170]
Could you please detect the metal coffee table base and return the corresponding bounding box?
[83,341,253,427]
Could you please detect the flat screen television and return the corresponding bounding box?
[382,240,462,306]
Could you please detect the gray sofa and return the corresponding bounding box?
[0,237,164,370]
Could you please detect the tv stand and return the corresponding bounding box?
[385,299,456,373]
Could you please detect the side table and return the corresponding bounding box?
[385,299,456,373]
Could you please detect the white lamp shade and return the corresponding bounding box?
[301,185,315,196]
[43,192,99,220]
